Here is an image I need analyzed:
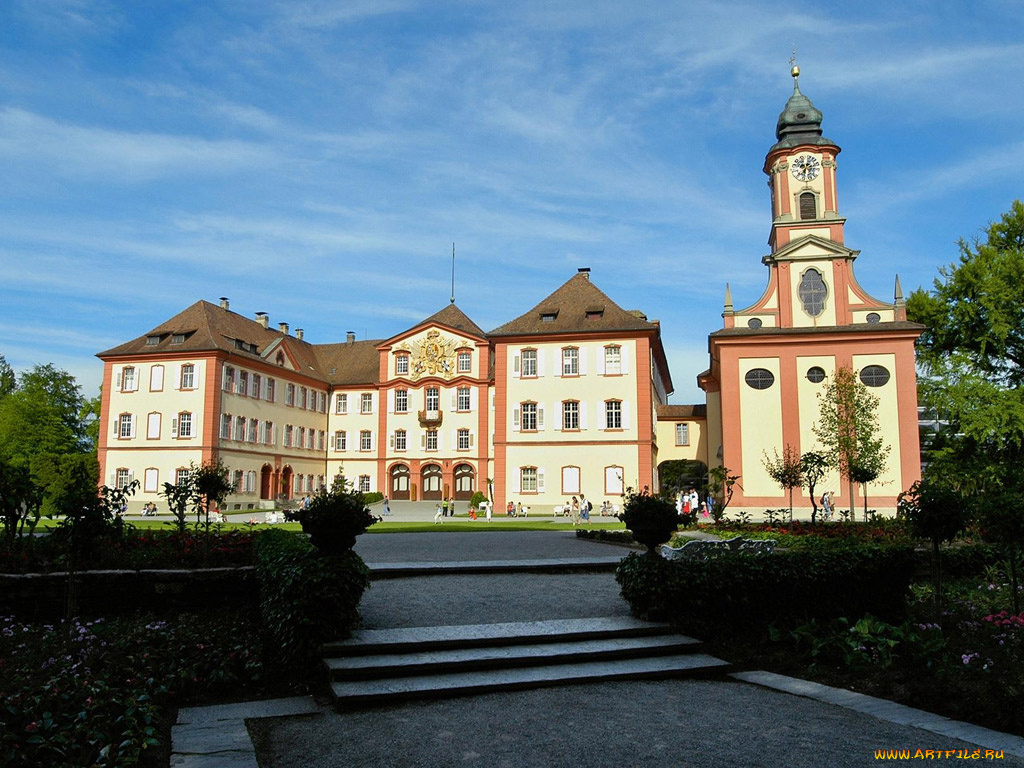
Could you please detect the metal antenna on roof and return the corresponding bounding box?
[450,243,456,305]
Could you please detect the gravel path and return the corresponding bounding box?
[354,530,632,564]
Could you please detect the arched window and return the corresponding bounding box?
[799,191,817,220]
[798,269,827,317]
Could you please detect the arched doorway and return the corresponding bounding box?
[280,466,293,500]
[420,464,443,500]
[260,464,274,500]
[390,464,411,500]
[453,463,475,500]
[658,459,707,497]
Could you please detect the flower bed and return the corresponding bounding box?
[0,610,265,768]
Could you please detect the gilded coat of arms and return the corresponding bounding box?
[400,330,456,381]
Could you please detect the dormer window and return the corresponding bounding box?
[172,333,186,345]
[798,268,827,318]
[540,309,558,323]
[585,306,604,321]
[145,335,161,346]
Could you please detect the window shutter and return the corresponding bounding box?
[621,352,630,375]
[421,433,426,448]
[389,431,395,448]
[598,402,606,431]
[513,407,520,430]
[579,350,587,375]
[513,354,520,378]
[537,405,545,430]
[553,352,561,377]
[470,432,474,447]
[622,401,632,430]
[597,351,606,375]
[470,388,478,411]
[537,469,546,493]
[370,432,376,451]
[370,392,377,413]
[130,414,137,438]
[537,351,545,377]
[174,365,181,389]
[388,390,395,413]
[450,391,457,410]
[450,429,456,447]
[115,371,122,389]
[436,431,443,450]
[171,417,178,438]
[108,471,115,485]
[580,405,588,430]
[553,405,561,432]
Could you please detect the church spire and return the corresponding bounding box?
[771,65,836,152]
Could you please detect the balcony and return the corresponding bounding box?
[418,409,443,427]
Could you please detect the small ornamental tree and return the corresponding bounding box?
[704,465,740,522]
[616,487,682,556]
[762,445,803,521]
[286,476,380,554]
[191,460,233,534]
[800,451,829,523]
[898,478,970,620]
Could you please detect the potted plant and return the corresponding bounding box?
[285,478,380,555]
[616,487,683,556]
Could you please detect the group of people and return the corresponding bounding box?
[433,497,459,523]
[819,490,835,519]
[677,489,713,519]
[558,494,601,526]
[504,501,528,517]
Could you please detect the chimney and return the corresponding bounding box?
[278,322,289,335]
[219,297,230,310]
[346,331,355,344]
[255,312,269,329]
[577,267,591,279]
[296,328,304,341]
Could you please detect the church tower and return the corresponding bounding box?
[700,66,923,516]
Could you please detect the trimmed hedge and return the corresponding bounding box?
[254,529,370,673]
[616,544,916,630]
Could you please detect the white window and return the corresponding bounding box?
[239,371,249,397]
[233,470,243,492]
[248,418,258,443]
[284,425,293,447]
[262,420,274,445]
[605,466,625,495]
[146,412,161,439]
[361,393,373,414]
[317,430,325,450]
[306,429,314,449]
[521,467,537,493]
[144,468,159,493]
[521,402,537,431]
[604,346,621,375]
[121,366,137,392]
[562,348,579,376]
[394,429,407,451]
[395,389,408,413]
[425,429,438,451]
[221,414,232,439]
[175,468,192,486]
[236,415,246,440]
[251,374,261,399]
[562,466,581,495]
[336,393,348,414]
[178,412,194,438]
[457,351,471,372]
[605,400,622,430]
[521,349,537,377]
[115,468,131,489]
[334,430,347,451]
[359,475,371,493]
[286,383,295,406]
[360,430,372,451]
[223,366,235,392]
[266,378,276,402]
[425,388,439,413]
[118,413,133,439]
[244,471,257,493]
[675,423,690,446]
[299,387,307,409]
[150,365,164,391]
[563,401,579,430]
[457,428,470,450]
[181,363,195,389]
[396,355,409,374]
[457,387,470,411]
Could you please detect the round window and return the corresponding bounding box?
[806,366,826,383]
[860,365,890,387]
[747,318,763,329]
[866,312,881,324]
[744,368,775,390]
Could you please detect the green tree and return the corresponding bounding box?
[704,465,740,522]
[0,354,15,398]
[30,453,99,519]
[191,460,233,534]
[0,363,88,462]
[800,451,829,523]
[0,455,43,542]
[907,201,1024,610]
[761,445,803,521]
[813,366,890,522]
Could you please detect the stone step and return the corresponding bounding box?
[329,653,731,706]
[324,616,672,657]
[326,634,703,681]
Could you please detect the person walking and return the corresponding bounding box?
[821,491,833,520]
[517,501,524,518]
[382,496,391,516]
[570,496,580,526]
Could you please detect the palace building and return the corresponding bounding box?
[96,69,922,516]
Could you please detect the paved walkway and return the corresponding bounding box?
[183,531,1024,767]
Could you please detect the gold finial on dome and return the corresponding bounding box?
[791,64,800,78]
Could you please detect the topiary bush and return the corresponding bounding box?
[254,529,370,674]
[616,543,915,630]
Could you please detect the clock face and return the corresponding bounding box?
[791,155,821,182]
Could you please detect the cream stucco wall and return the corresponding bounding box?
[738,357,784,496]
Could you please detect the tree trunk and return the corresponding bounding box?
[847,478,855,523]
[863,483,869,522]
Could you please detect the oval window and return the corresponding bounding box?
[860,365,890,387]
[744,368,775,390]
[747,318,763,329]
[798,269,827,317]
[866,312,881,324]
[806,366,826,383]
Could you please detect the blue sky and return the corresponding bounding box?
[2,0,1023,403]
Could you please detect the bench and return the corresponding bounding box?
[659,536,776,562]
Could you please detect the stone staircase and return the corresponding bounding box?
[323,616,730,707]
